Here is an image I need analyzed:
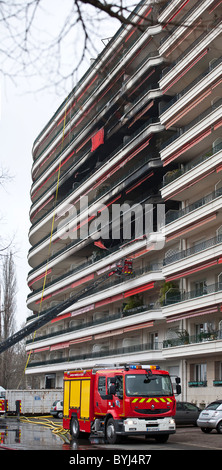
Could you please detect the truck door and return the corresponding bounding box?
[114,375,124,416]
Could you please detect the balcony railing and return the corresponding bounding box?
[166,187,222,224]
[26,303,161,344]
[33,1,149,150]
[164,233,222,266]
[161,57,222,114]
[163,329,222,348]
[26,340,163,368]
[163,282,222,306]
[161,97,222,151]
[161,19,221,78]
[163,143,222,187]
[27,262,162,315]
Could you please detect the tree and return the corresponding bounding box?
[0,0,167,94]
[0,251,17,388]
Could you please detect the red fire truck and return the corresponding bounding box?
[63,364,181,444]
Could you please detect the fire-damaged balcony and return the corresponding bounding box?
[31,22,163,187]
[29,78,163,233]
[28,115,165,268]
[30,57,164,221]
[27,238,164,311]
[32,1,155,161]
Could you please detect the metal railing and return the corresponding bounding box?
[26,304,161,344]
[163,142,222,186]
[164,233,222,265]
[163,329,222,348]
[27,340,163,368]
[165,187,222,224]
[161,97,222,151]
[163,282,222,306]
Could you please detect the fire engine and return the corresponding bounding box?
[63,364,181,444]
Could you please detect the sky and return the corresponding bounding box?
[0,2,124,329]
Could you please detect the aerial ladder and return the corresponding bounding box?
[0,259,133,355]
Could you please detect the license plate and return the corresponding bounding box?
[147,427,159,432]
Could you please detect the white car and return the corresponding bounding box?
[197,400,222,433]
[50,400,63,419]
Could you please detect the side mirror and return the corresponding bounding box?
[176,384,181,395]
[175,377,181,384]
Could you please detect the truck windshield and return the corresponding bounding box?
[125,374,173,397]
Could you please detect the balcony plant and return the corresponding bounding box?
[123,294,143,312]
[175,329,189,345]
[159,281,180,306]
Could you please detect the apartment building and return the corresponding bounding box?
[26,0,222,407]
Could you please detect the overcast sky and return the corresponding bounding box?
[0,4,123,329]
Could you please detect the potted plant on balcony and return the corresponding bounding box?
[159,281,180,306]
[122,295,143,315]
[175,329,190,345]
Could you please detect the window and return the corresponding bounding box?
[195,364,207,382]
[125,374,173,397]
[98,376,106,395]
[193,280,207,297]
[195,322,215,336]
[150,332,158,350]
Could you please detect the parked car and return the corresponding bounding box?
[50,400,63,419]
[197,400,222,433]
[175,401,201,425]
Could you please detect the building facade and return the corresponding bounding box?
[26,0,222,408]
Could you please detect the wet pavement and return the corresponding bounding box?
[1,416,222,451]
[0,416,70,450]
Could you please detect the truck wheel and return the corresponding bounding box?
[106,418,120,444]
[70,417,80,438]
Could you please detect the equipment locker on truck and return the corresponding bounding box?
[63,364,181,444]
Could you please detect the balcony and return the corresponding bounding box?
[159,0,215,56]
[29,136,162,246]
[27,261,163,312]
[32,25,162,177]
[162,281,222,323]
[26,339,163,371]
[166,187,222,225]
[163,329,222,348]
[160,20,222,90]
[162,328,222,360]
[164,234,222,266]
[163,282,222,306]
[162,142,222,188]
[28,119,163,265]
[26,304,162,347]
[160,57,222,117]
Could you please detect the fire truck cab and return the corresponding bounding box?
[63,364,180,444]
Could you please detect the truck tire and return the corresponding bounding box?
[70,417,80,438]
[106,417,120,444]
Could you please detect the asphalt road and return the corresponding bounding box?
[0,417,221,451]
